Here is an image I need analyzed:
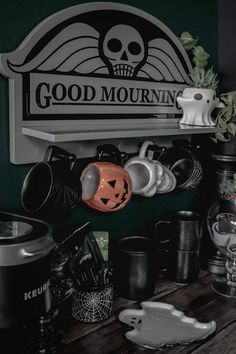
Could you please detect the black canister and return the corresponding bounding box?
[0,211,55,328]
[154,211,203,283]
[168,249,200,283]
[113,236,157,301]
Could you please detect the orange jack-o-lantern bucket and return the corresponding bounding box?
[80,162,132,212]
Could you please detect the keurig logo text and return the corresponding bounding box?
[24,279,50,301]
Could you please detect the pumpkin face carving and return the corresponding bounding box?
[81,162,132,212]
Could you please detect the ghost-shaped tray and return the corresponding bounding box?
[119,301,216,350]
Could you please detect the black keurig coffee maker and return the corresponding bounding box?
[0,211,55,353]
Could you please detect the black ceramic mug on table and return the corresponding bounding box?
[21,145,81,221]
[113,236,157,301]
[154,211,203,283]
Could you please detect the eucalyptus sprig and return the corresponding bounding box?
[212,91,236,143]
[180,31,199,50]
[180,32,209,69]
[179,32,218,90]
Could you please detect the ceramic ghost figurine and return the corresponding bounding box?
[119,301,216,349]
[177,87,221,126]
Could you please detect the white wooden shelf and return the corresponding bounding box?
[22,118,221,143]
[10,117,221,164]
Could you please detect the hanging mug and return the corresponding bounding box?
[80,145,132,212]
[21,145,81,220]
[155,166,176,193]
[156,139,203,190]
[146,145,176,194]
[124,141,164,197]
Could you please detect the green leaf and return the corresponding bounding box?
[223,107,233,121]
[190,67,218,89]
[193,57,208,69]
[215,132,231,142]
[180,31,198,50]
[227,122,236,136]
[218,118,227,129]
[220,91,236,106]
[215,109,225,123]
[193,46,210,60]
[182,41,198,51]
[180,31,194,40]
[205,67,214,80]
[216,105,233,121]
[179,31,218,89]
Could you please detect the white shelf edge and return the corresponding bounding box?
[22,124,222,143]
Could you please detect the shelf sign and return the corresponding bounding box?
[0,2,193,120]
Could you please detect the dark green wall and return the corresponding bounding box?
[0,1,218,243]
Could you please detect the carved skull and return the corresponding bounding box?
[102,25,145,77]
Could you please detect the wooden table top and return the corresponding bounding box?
[56,271,236,354]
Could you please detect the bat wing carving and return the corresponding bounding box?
[138,38,193,84]
[8,23,108,75]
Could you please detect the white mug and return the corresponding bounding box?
[124,141,164,197]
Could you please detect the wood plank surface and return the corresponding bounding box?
[56,273,235,354]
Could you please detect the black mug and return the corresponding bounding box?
[154,211,203,283]
[113,236,157,301]
[152,140,203,190]
[154,211,203,251]
[21,145,81,221]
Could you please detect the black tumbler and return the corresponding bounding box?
[114,236,157,301]
[154,211,203,283]
[168,249,200,283]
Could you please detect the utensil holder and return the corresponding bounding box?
[72,284,113,323]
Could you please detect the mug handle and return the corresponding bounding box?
[154,220,171,247]
[139,141,154,158]
[97,144,127,166]
[154,220,172,273]
[147,145,167,161]
[44,145,76,169]
[157,248,170,273]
